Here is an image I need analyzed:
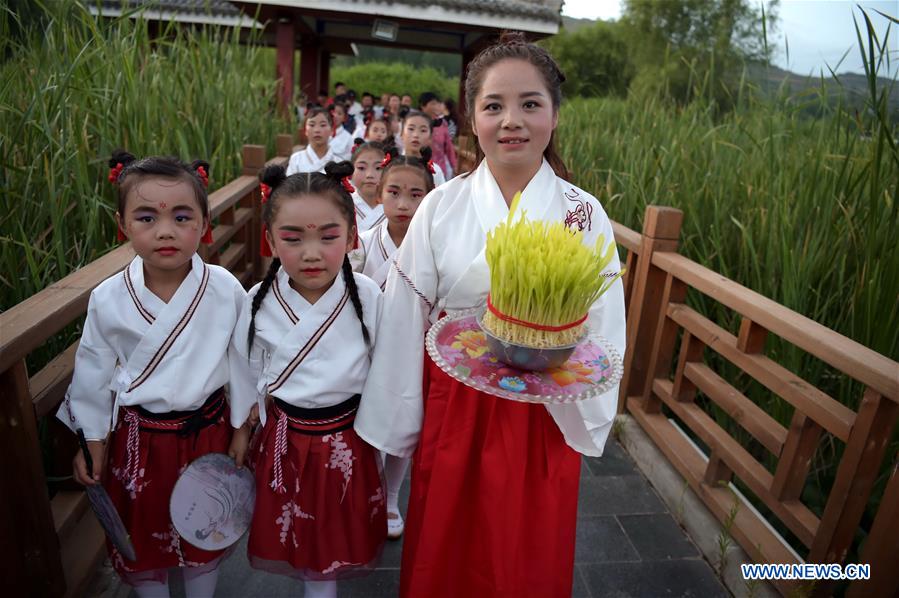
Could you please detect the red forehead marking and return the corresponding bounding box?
[305,224,317,229]
[159,202,167,209]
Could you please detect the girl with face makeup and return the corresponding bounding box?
[229,162,386,598]
[59,150,246,598]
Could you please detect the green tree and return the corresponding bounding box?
[542,20,634,98]
[621,0,779,106]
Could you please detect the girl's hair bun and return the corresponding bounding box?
[419,146,433,162]
[498,31,528,45]
[260,163,287,190]
[109,149,136,168]
[190,159,210,177]
[324,160,355,180]
[382,144,400,160]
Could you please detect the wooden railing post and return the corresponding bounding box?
[847,456,899,597]
[242,144,266,280]
[618,205,683,412]
[809,389,898,597]
[0,359,65,596]
[276,133,294,158]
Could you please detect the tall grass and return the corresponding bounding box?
[0,1,290,311]
[557,10,897,559]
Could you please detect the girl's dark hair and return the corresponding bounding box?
[351,139,385,164]
[304,106,333,127]
[109,149,210,217]
[376,144,435,196]
[247,161,370,353]
[400,110,433,131]
[462,31,569,179]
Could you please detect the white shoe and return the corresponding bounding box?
[387,509,404,540]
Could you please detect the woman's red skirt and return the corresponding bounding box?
[400,354,582,598]
[247,396,386,580]
[104,390,232,585]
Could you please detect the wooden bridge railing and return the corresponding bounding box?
[3,149,897,597]
[616,206,898,597]
[0,136,293,597]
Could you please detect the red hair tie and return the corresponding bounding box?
[351,142,361,154]
[259,183,273,257]
[426,160,436,175]
[108,162,124,184]
[379,154,392,169]
[341,177,355,194]
[197,166,209,188]
[260,229,273,257]
[201,222,214,244]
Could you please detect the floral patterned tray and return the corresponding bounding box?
[425,309,623,404]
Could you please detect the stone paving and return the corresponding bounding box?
[94,439,728,597]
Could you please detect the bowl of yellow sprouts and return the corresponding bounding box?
[480,192,622,371]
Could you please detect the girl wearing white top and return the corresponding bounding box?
[399,110,446,186]
[365,117,390,144]
[329,102,354,161]
[286,107,338,175]
[348,140,387,232]
[60,150,246,598]
[354,33,626,597]
[228,162,386,598]
[349,148,434,541]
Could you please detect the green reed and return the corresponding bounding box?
[557,11,897,558]
[0,1,290,311]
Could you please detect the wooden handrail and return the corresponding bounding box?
[0,148,286,373]
[652,250,899,402]
[0,138,291,597]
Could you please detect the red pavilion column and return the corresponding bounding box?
[275,18,295,114]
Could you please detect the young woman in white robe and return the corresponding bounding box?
[58,152,246,598]
[228,162,386,598]
[287,108,338,175]
[399,110,447,186]
[354,34,627,598]
[349,140,387,232]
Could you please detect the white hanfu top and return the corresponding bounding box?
[355,159,626,458]
[229,268,382,428]
[348,220,396,288]
[352,191,386,233]
[286,145,338,175]
[57,254,246,440]
[330,127,354,162]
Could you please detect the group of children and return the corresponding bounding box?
[60,32,626,598]
[292,88,457,182]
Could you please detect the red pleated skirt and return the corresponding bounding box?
[400,354,582,598]
[104,391,232,585]
[247,397,386,580]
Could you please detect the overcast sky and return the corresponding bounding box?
[561,0,899,77]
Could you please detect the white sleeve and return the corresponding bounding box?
[432,163,446,186]
[286,151,301,176]
[228,292,266,428]
[545,209,626,456]
[57,292,118,440]
[348,240,367,273]
[355,193,439,457]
